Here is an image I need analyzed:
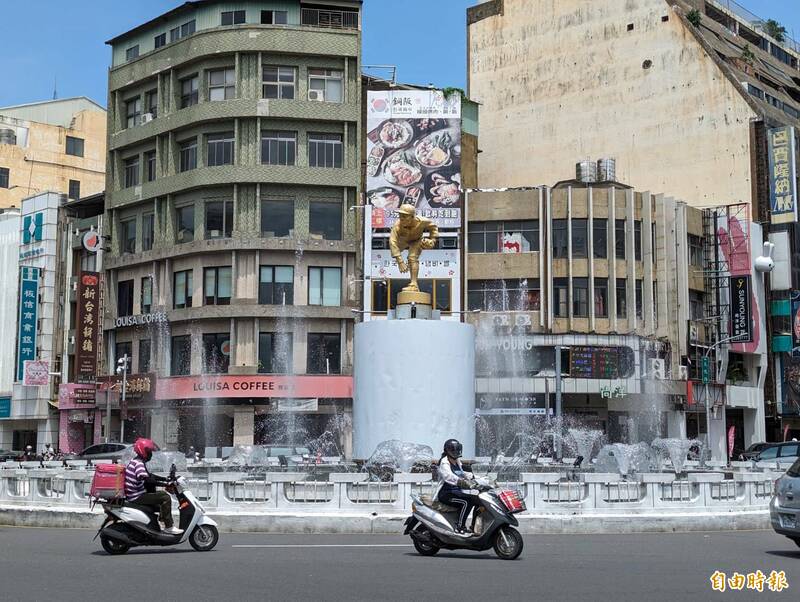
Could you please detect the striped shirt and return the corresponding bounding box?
[124,458,148,501]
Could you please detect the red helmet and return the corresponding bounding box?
[133,438,157,461]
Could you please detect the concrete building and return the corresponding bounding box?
[465,177,767,460]
[0,98,106,209]
[0,208,21,428]
[102,0,361,454]
[467,0,800,439]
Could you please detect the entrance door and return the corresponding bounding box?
[12,430,37,451]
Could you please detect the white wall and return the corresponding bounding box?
[0,210,20,395]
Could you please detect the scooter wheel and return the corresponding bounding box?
[100,534,130,555]
[189,525,219,551]
[493,526,523,560]
[412,537,440,556]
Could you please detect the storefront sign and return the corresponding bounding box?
[475,408,547,416]
[75,271,100,402]
[371,249,459,279]
[16,267,39,382]
[82,230,102,253]
[366,90,462,228]
[0,397,10,418]
[114,312,168,328]
[97,373,156,404]
[58,383,97,409]
[768,125,798,225]
[156,375,353,400]
[730,275,752,342]
[277,398,319,412]
[23,360,49,386]
[22,211,43,243]
[600,386,627,399]
[570,346,635,379]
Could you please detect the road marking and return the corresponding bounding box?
[232,544,413,549]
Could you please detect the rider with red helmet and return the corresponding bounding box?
[124,438,182,535]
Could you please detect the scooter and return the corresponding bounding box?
[404,477,525,560]
[95,464,219,555]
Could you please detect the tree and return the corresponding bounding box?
[764,19,786,43]
[741,44,756,65]
[687,9,702,28]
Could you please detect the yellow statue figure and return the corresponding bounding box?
[389,204,439,302]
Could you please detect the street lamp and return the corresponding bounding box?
[114,354,130,443]
[702,334,747,462]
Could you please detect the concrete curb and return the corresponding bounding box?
[0,505,771,534]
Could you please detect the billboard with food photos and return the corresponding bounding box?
[366,90,462,228]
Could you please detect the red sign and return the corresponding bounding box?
[727,425,736,459]
[58,383,98,409]
[156,375,353,400]
[75,271,101,402]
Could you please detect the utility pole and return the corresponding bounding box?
[115,354,130,443]
[555,345,563,460]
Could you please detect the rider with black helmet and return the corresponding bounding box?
[437,439,478,534]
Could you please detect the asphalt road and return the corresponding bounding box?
[1,526,798,601]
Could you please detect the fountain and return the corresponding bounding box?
[364,440,434,480]
[651,438,703,474]
[594,442,655,476]
[567,428,604,467]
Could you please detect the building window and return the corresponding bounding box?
[120,218,136,254]
[209,68,235,101]
[123,156,139,188]
[689,290,704,321]
[142,213,154,251]
[145,150,156,181]
[170,335,191,376]
[259,266,294,305]
[170,20,195,43]
[308,134,343,168]
[80,250,96,272]
[141,277,153,314]
[572,277,589,317]
[176,205,194,243]
[616,279,627,318]
[572,219,588,258]
[261,10,288,24]
[309,201,342,240]
[154,32,166,49]
[262,66,296,99]
[206,132,234,166]
[179,138,197,171]
[553,278,568,318]
[307,333,341,374]
[0,167,8,188]
[65,136,85,157]
[180,75,199,108]
[552,219,568,258]
[126,45,139,61]
[373,279,452,313]
[688,234,703,268]
[635,280,643,320]
[117,279,134,316]
[145,89,158,118]
[261,200,294,237]
[307,69,343,102]
[302,7,359,29]
[467,279,540,312]
[592,218,607,258]
[634,221,642,261]
[68,179,80,200]
[258,332,293,374]
[204,266,232,306]
[468,221,538,253]
[594,278,608,317]
[125,97,141,129]
[615,219,626,259]
[115,342,132,367]
[221,10,246,25]
[205,200,233,239]
[308,267,341,306]
[139,338,151,373]
[202,333,230,374]
[261,131,296,165]
[173,270,193,309]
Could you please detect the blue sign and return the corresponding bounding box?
[0,397,10,418]
[22,212,43,244]
[768,126,798,225]
[17,267,40,382]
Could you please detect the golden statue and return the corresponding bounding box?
[389,204,439,305]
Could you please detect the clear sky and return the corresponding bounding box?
[0,0,798,108]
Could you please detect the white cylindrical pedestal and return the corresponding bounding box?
[353,319,475,459]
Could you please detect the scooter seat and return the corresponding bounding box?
[419,494,460,513]
[122,500,160,515]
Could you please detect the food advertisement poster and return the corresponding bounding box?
[75,271,101,403]
[366,90,462,228]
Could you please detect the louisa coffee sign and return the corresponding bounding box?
[157,375,353,400]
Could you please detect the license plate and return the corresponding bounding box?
[781,514,796,529]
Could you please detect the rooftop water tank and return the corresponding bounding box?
[597,158,616,182]
[0,128,16,145]
[576,160,597,183]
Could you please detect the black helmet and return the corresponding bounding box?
[443,439,462,459]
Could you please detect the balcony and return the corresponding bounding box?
[301,8,359,30]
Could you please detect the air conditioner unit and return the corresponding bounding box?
[210,229,221,238]
[308,89,325,102]
[677,365,689,380]
[648,358,665,380]
[140,113,154,124]
[441,237,458,249]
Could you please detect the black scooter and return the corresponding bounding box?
[404,477,525,560]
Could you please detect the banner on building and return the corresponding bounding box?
[16,267,39,382]
[23,360,49,386]
[277,398,318,412]
[0,397,10,419]
[366,90,462,228]
[75,271,101,403]
[727,425,736,459]
[729,275,752,343]
[768,125,798,225]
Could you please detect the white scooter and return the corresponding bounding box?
[95,464,219,554]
